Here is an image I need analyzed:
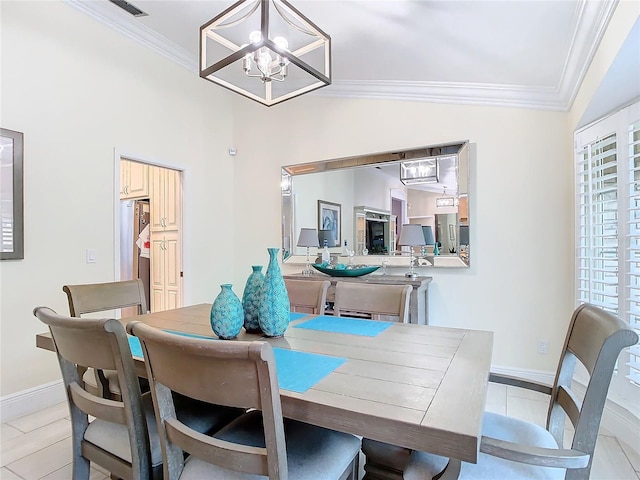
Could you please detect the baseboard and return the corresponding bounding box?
[493,365,640,455]
[0,380,65,423]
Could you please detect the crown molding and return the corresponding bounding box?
[314,80,567,111]
[63,0,197,71]
[63,0,617,111]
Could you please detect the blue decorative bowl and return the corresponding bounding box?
[312,264,380,277]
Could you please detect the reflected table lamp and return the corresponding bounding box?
[297,228,319,276]
[398,224,426,278]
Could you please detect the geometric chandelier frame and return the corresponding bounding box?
[200,0,331,106]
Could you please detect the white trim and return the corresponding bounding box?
[491,365,556,385]
[0,380,65,423]
[63,0,196,72]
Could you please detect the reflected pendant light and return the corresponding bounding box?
[200,0,331,106]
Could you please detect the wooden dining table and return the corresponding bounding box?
[36,303,493,478]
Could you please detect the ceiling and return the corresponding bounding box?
[66,0,620,110]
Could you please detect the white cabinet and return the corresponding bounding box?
[150,166,180,232]
[148,165,182,312]
[120,160,149,199]
[150,230,181,312]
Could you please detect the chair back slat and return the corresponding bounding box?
[165,418,269,475]
[47,323,119,371]
[64,279,147,317]
[129,322,288,479]
[554,385,580,429]
[68,382,128,425]
[285,279,330,314]
[334,282,412,322]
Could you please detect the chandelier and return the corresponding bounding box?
[400,158,438,185]
[200,0,331,107]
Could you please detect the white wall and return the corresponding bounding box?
[0,1,236,395]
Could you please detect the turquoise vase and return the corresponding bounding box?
[258,248,290,337]
[210,284,243,339]
[242,265,264,333]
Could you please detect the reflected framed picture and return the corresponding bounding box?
[317,200,341,246]
[1,128,24,260]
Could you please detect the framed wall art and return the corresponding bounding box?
[1,128,24,260]
[317,200,341,246]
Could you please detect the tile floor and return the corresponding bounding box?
[1,383,639,479]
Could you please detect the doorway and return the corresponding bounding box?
[118,157,183,313]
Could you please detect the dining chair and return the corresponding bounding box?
[284,278,331,314]
[63,279,148,399]
[373,303,639,480]
[127,321,362,480]
[334,281,412,323]
[33,306,243,480]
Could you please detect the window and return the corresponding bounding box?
[575,102,640,411]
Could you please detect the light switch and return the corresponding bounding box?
[86,248,97,264]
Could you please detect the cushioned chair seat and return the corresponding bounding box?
[179,410,361,479]
[404,412,565,480]
[85,392,243,468]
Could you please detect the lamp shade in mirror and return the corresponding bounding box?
[398,224,426,247]
[318,229,337,247]
[297,228,319,248]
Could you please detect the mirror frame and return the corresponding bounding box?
[282,140,470,268]
[1,128,24,261]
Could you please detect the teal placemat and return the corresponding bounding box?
[128,335,345,393]
[289,312,309,321]
[128,330,215,358]
[128,336,144,358]
[273,348,346,393]
[294,316,392,337]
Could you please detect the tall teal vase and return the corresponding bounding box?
[242,265,264,333]
[210,284,243,339]
[258,248,290,337]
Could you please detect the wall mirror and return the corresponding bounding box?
[281,140,470,268]
[1,128,24,260]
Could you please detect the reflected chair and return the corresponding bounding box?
[128,321,362,480]
[379,303,639,480]
[33,307,242,480]
[284,279,330,315]
[63,279,147,399]
[334,282,412,323]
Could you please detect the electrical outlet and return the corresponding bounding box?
[538,339,549,355]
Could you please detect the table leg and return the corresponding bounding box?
[362,440,411,480]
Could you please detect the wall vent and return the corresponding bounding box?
[108,0,148,17]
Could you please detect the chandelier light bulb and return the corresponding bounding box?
[273,36,288,50]
[249,30,262,44]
